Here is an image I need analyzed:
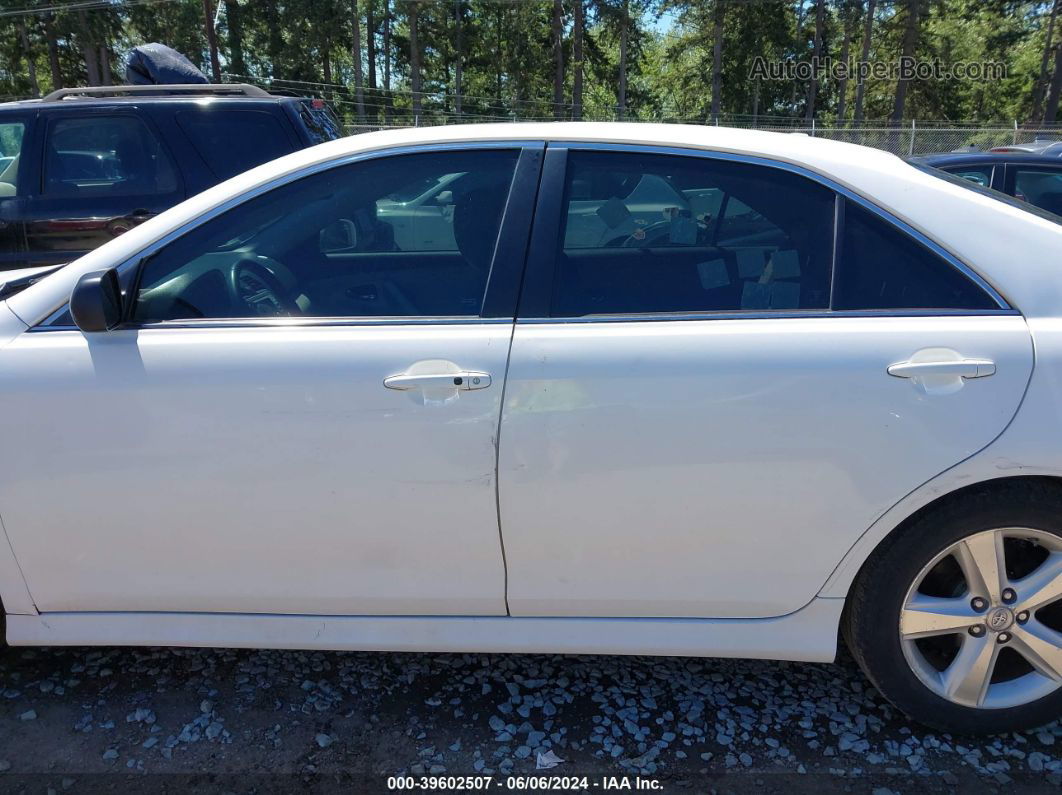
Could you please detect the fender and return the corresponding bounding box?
[0,302,37,616]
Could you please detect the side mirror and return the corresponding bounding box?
[319,219,358,253]
[70,268,123,332]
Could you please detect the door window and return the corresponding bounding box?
[940,164,993,188]
[131,149,520,322]
[832,202,997,310]
[177,110,293,181]
[43,116,178,197]
[551,152,835,316]
[1013,168,1062,216]
[0,121,24,197]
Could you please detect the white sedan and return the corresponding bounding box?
[0,123,1060,735]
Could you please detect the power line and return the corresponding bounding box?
[0,0,183,18]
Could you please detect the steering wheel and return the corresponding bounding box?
[233,259,301,317]
[618,219,709,248]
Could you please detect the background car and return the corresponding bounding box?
[1,123,1060,737]
[990,139,1062,156]
[0,83,341,271]
[911,151,1062,216]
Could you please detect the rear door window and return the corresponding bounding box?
[940,164,993,188]
[1012,168,1062,216]
[177,110,293,181]
[551,151,835,316]
[0,121,24,197]
[43,116,178,198]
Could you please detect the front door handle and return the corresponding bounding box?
[887,358,996,379]
[384,371,492,391]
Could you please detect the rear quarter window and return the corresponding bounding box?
[833,201,998,311]
[177,110,293,181]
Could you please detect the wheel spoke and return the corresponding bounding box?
[901,595,977,639]
[1011,620,1062,683]
[940,634,999,707]
[955,530,1008,604]
[1013,551,1062,613]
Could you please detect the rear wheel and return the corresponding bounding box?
[845,483,1062,733]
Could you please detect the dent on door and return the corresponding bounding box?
[497,315,1033,620]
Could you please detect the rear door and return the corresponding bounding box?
[498,145,1033,619]
[23,107,185,266]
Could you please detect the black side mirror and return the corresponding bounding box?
[70,269,123,332]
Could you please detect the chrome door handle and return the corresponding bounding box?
[383,371,492,391]
[887,359,996,379]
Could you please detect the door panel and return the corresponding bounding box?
[499,315,1033,618]
[0,324,511,615]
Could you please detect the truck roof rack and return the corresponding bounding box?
[42,83,272,102]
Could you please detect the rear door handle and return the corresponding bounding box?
[384,371,492,391]
[887,359,996,379]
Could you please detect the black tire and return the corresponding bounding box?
[844,480,1062,734]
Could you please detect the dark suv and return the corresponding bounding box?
[910,152,1062,217]
[0,84,341,270]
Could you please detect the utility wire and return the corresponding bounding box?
[0,0,183,18]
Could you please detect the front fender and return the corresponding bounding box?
[0,301,38,616]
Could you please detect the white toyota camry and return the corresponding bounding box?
[0,123,1060,735]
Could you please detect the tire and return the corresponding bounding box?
[844,480,1062,734]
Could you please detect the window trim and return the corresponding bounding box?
[518,142,1011,321]
[33,140,545,331]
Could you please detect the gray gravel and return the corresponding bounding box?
[0,645,1059,793]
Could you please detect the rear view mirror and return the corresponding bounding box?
[70,268,123,332]
[319,219,358,253]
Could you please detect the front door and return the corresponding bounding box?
[0,145,539,616]
[498,147,1033,619]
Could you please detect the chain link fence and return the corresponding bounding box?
[340,116,1062,157]
[70,74,1043,156]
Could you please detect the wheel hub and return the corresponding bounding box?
[985,605,1015,633]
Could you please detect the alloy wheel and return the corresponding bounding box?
[899,527,1062,709]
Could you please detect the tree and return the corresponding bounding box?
[835,0,859,124]
[1031,0,1061,123]
[16,18,40,98]
[1046,38,1062,122]
[409,0,423,123]
[367,0,377,94]
[710,0,725,123]
[75,8,101,86]
[618,0,630,119]
[805,0,826,120]
[573,0,585,119]
[44,14,63,90]
[889,0,926,126]
[203,0,222,82]
[352,0,366,122]
[453,0,464,116]
[552,0,565,119]
[852,0,876,125]
[224,0,248,77]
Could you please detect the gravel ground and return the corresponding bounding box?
[0,644,1059,794]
